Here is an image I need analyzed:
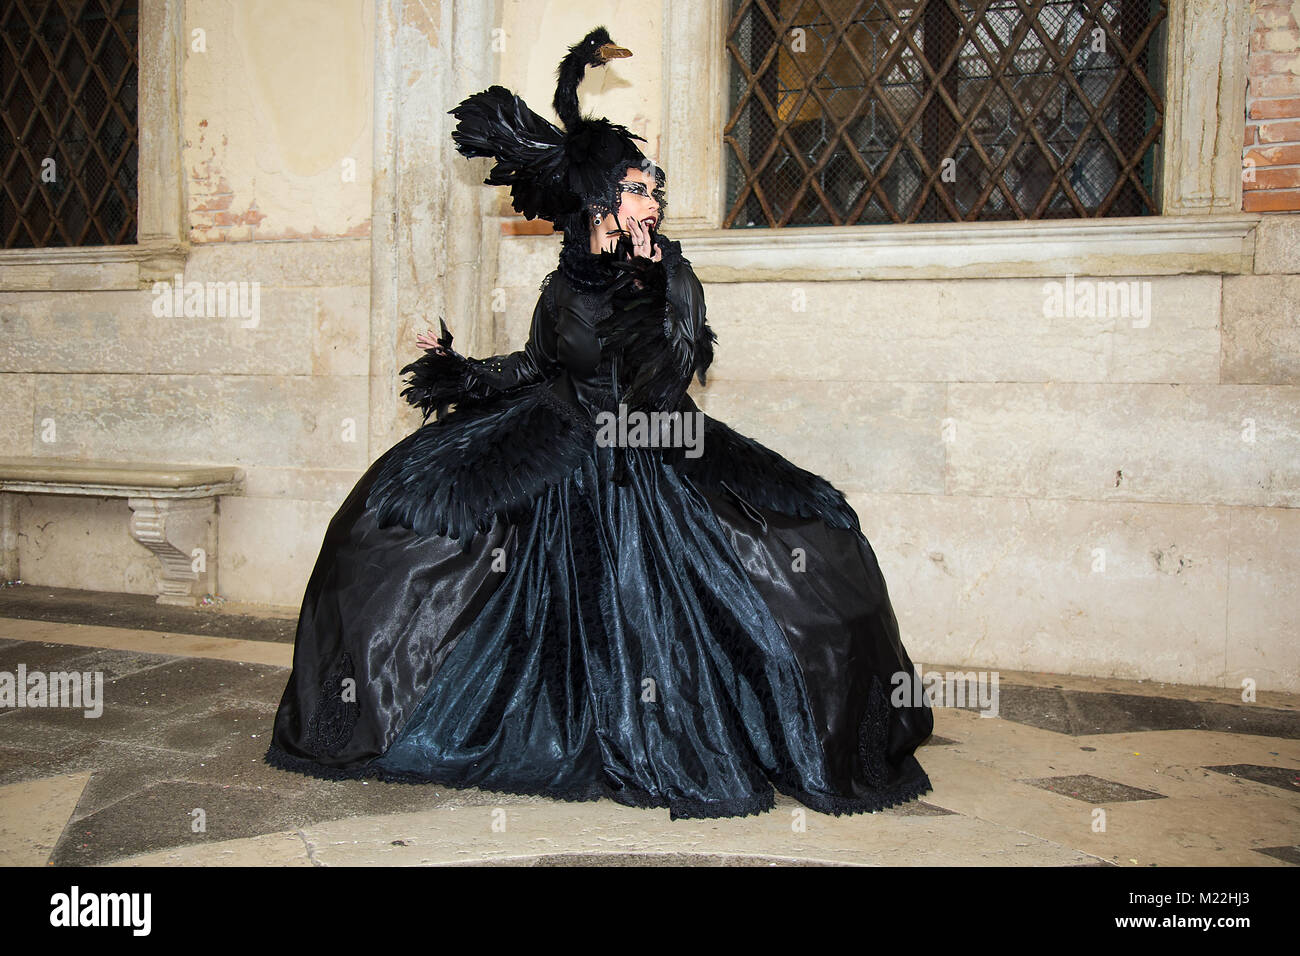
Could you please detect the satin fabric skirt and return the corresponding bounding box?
[266,424,934,820]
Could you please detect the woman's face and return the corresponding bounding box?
[588,166,662,254]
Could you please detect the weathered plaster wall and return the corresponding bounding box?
[184,0,374,240]
[2,0,378,606]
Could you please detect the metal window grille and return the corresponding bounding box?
[725,0,1166,227]
[1,0,140,248]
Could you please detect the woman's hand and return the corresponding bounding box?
[416,328,449,354]
[627,217,662,262]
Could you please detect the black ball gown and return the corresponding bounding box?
[265,235,934,820]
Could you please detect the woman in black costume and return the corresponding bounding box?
[265,27,934,820]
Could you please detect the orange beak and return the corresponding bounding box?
[598,43,632,62]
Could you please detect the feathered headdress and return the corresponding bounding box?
[448,27,661,228]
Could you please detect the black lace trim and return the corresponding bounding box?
[557,237,621,293]
[304,653,361,759]
[264,741,777,821]
[266,739,931,820]
[773,767,934,816]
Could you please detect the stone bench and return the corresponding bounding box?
[0,458,244,607]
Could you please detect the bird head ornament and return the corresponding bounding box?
[448,26,666,239]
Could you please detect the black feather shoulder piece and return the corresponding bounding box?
[672,407,862,533]
[595,248,695,414]
[448,86,577,222]
[449,27,647,224]
[658,237,717,388]
[366,384,595,548]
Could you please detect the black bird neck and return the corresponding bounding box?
[553,55,588,129]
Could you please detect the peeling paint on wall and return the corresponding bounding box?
[185,0,374,241]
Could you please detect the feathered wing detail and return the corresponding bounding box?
[448,86,576,221]
[594,253,695,413]
[694,323,718,386]
[674,410,863,533]
[366,385,594,546]
[398,319,500,423]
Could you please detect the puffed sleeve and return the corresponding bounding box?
[399,277,563,422]
[463,284,559,390]
[665,258,717,387]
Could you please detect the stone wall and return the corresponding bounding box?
[0,239,372,605]
[493,220,1300,693]
[1,0,1295,694]
[0,1,377,606]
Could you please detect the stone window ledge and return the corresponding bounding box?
[667,214,1261,282]
[0,240,189,292]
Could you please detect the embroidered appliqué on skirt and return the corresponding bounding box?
[306,652,361,758]
[857,673,892,788]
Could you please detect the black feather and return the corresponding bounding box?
[398,318,499,423]
[448,86,577,221]
[693,318,717,387]
[554,26,615,130]
[367,384,594,547]
[673,410,862,533]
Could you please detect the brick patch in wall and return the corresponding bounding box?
[1244,1,1300,212]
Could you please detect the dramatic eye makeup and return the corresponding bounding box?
[618,181,650,197]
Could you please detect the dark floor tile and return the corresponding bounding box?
[184,730,316,794]
[1063,691,1300,739]
[980,684,1300,739]
[883,800,957,817]
[1020,773,1165,803]
[1253,845,1300,865]
[968,684,1075,735]
[0,741,102,786]
[0,641,107,675]
[222,666,291,708]
[1191,702,1300,739]
[920,735,959,747]
[50,780,310,866]
[103,658,283,714]
[72,647,177,681]
[84,697,277,756]
[67,749,201,823]
[281,775,474,826]
[0,583,295,643]
[1204,764,1300,793]
[4,700,159,747]
[1064,692,1208,736]
[160,700,277,754]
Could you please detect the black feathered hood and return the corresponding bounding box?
[448,26,665,233]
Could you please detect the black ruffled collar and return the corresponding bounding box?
[558,234,686,294]
[558,238,620,293]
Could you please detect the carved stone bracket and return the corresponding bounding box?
[127,496,219,607]
[0,495,18,583]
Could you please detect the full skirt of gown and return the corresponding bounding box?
[265,383,934,820]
